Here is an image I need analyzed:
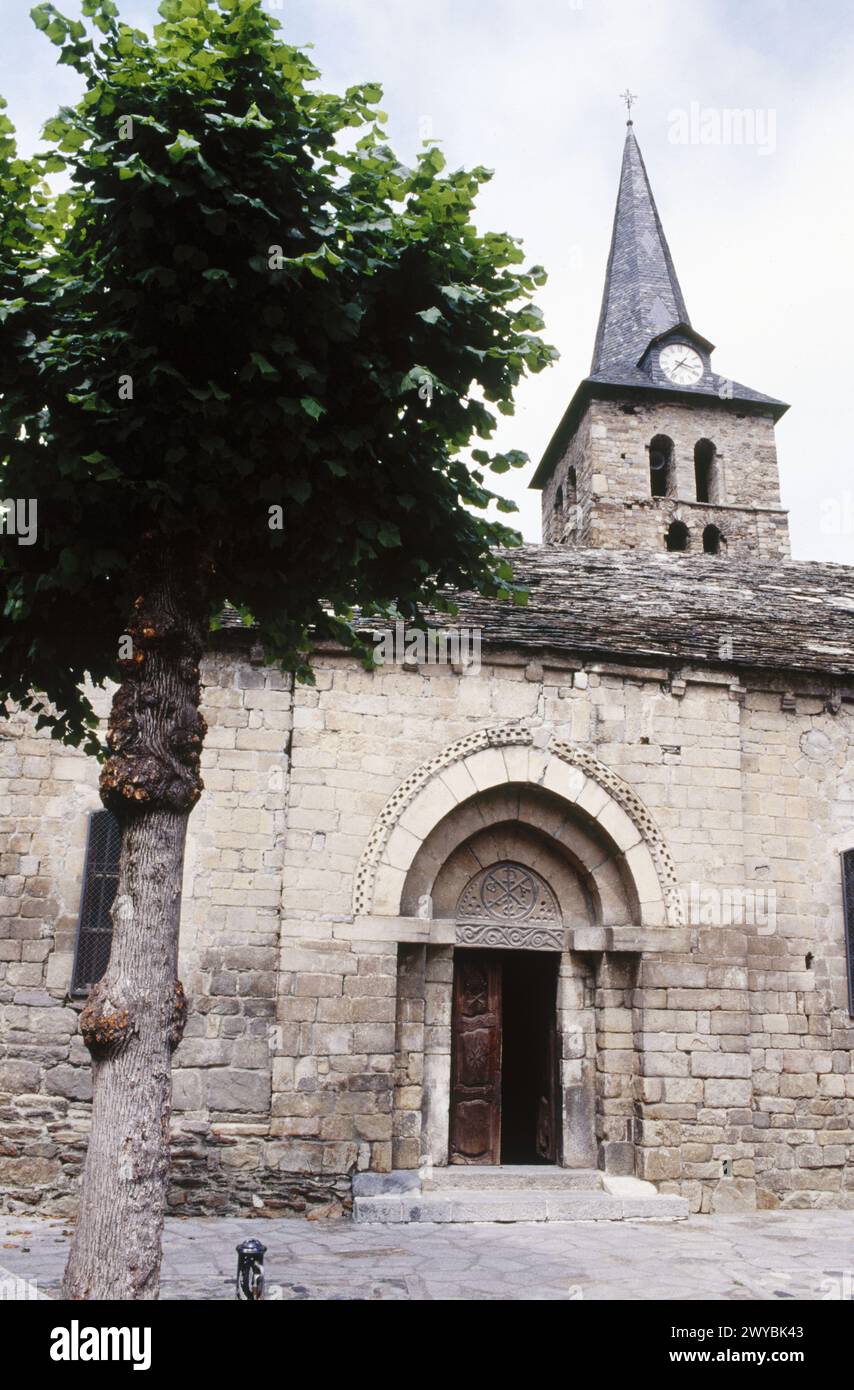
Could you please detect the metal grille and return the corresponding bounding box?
[71,810,121,996]
[844,851,854,1019]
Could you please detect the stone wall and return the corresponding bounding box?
[1,636,853,1217]
[542,397,791,562]
[1,646,348,1219]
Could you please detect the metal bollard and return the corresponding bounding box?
[236,1238,267,1301]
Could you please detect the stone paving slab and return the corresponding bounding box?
[1,1212,853,1301]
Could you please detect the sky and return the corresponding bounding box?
[2,0,852,562]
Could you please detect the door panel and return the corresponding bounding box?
[449,952,501,1164]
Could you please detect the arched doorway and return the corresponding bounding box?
[399,783,641,1171]
[354,727,682,1177]
[450,862,562,1166]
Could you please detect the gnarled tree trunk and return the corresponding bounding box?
[63,539,209,1300]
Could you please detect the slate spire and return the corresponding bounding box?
[531,119,788,491]
[591,123,690,375]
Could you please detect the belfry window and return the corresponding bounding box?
[566,466,578,505]
[649,435,675,498]
[71,809,121,996]
[665,520,689,552]
[554,485,563,513]
[703,524,725,555]
[695,439,719,503]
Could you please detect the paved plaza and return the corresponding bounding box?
[1,1211,853,1301]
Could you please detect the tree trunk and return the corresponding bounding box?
[63,538,209,1301]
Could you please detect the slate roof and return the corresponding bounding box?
[532,126,788,488]
[217,131,850,686]
[220,548,854,682]
[592,124,690,375]
[413,548,854,682]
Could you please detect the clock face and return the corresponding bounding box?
[660,343,704,386]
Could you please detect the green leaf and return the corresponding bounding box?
[166,130,201,162]
[249,352,278,378]
[2,0,555,761]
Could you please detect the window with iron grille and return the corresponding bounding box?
[844,850,854,1018]
[71,810,121,997]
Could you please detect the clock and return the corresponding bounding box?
[659,343,704,386]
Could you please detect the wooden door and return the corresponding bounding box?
[449,952,502,1165]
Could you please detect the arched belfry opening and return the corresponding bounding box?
[703,523,726,555]
[694,438,719,503]
[649,434,675,498]
[665,519,689,552]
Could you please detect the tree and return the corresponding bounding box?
[0,0,555,1299]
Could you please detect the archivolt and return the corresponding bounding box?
[352,723,684,925]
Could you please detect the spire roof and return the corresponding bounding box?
[530,122,789,489]
[591,123,690,375]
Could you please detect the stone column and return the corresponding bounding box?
[392,945,426,1170]
[596,952,641,1175]
[422,946,454,1167]
[558,953,598,1167]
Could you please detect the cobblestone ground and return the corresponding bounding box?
[2,1212,853,1301]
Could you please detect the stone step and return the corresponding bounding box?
[353,1189,689,1225]
[423,1165,603,1192]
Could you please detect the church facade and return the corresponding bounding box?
[2,125,854,1220]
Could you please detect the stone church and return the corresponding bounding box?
[2,122,854,1222]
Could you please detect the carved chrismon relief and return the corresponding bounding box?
[455,862,565,951]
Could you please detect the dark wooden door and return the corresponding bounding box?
[449,952,502,1165]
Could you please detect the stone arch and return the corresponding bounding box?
[649,434,675,498]
[694,438,721,504]
[403,786,637,931]
[352,724,683,926]
[665,519,690,552]
[703,523,726,556]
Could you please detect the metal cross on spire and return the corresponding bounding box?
[620,89,638,123]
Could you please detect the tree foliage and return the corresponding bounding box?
[1,0,556,752]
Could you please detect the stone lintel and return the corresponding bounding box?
[344,917,572,950]
[569,925,693,954]
[343,916,456,944]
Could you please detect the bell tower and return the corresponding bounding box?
[533,119,790,561]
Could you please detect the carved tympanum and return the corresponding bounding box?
[456,862,564,951]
